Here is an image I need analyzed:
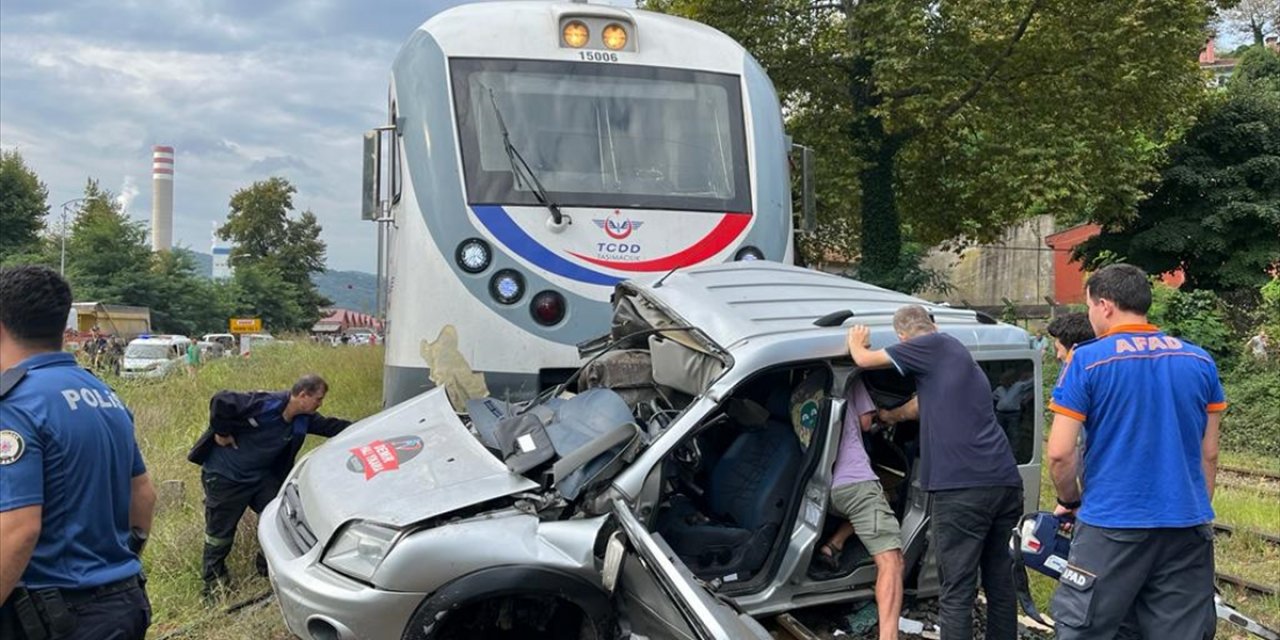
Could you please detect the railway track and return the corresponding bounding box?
[1214,521,1280,546]
[1221,465,1280,482]
[1216,571,1280,597]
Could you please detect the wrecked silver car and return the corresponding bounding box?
[259,262,1044,640]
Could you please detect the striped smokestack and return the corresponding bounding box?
[151,145,174,252]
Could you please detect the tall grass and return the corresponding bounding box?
[111,342,385,638]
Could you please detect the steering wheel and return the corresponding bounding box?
[673,438,703,472]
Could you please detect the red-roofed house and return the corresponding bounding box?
[312,308,382,335]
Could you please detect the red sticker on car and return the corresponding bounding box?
[346,435,423,480]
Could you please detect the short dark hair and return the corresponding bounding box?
[1046,312,1095,350]
[1085,264,1152,314]
[291,374,328,396]
[0,265,72,350]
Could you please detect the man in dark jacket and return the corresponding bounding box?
[189,374,351,596]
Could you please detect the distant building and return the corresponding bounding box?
[1199,37,1237,87]
[1043,223,1184,305]
[312,308,382,335]
[211,224,233,280]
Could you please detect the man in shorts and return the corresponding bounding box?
[817,377,903,640]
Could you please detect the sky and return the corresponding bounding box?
[0,0,631,273]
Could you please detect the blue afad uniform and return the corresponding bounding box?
[187,390,350,588]
[0,353,151,640]
[1050,324,1226,640]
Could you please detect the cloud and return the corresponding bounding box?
[0,0,635,271]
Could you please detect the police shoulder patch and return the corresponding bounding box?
[0,430,26,465]
[0,366,28,399]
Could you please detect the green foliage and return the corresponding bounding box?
[59,180,230,335]
[0,150,50,259]
[1221,361,1280,458]
[1147,283,1234,358]
[645,0,1211,289]
[1078,47,1280,294]
[218,177,330,332]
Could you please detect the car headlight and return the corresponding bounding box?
[322,521,399,581]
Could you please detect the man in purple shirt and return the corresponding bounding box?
[818,377,903,640]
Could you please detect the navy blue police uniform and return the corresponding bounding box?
[0,352,150,640]
[187,390,350,589]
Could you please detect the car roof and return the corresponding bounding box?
[627,262,1029,353]
[130,335,188,345]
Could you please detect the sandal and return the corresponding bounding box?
[817,542,843,570]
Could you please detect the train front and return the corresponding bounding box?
[382,1,791,407]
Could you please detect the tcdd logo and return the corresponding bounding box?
[593,212,644,240]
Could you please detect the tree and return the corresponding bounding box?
[1078,47,1280,293]
[65,180,153,302]
[59,180,222,335]
[1220,0,1280,47]
[645,0,1213,291]
[0,150,49,260]
[218,177,331,331]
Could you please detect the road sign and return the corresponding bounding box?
[229,317,262,334]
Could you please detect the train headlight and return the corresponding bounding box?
[530,291,567,326]
[490,270,525,305]
[563,21,589,48]
[456,238,491,274]
[602,24,628,50]
[735,246,765,261]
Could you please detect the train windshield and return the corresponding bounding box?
[451,58,751,213]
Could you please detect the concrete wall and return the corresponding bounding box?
[922,215,1056,307]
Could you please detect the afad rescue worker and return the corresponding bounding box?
[0,266,157,640]
[1048,264,1225,639]
[188,375,352,596]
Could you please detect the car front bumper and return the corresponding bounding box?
[258,499,427,640]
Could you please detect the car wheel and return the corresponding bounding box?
[405,594,608,640]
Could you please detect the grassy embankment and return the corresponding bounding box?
[113,342,384,639]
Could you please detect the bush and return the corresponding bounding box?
[1147,284,1234,360]
[1220,361,1280,459]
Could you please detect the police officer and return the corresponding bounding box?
[1048,264,1224,639]
[0,265,156,640]
[187,374,351,597]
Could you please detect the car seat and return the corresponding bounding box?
[657,371,822,582]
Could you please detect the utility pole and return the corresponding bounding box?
[58,198,88,276]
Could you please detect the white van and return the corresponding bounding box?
[121,335,191,379]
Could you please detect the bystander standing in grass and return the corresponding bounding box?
[186,374,353,598]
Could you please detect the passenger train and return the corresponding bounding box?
[365,0,795,406]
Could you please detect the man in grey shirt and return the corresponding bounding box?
[849,305,1023,640]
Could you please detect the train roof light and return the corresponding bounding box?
[735,246,765,261]
[602,24,627,50]
[563,21,589,48]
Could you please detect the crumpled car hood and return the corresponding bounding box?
[293,388,539,542]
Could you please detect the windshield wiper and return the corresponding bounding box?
[485,88,566,227]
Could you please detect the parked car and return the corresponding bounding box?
[196,341,226,359]
[120,335,191,379]
[202,333,237,351]
[259,262,1044,640]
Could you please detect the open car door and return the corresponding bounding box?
[604,498,772,640]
